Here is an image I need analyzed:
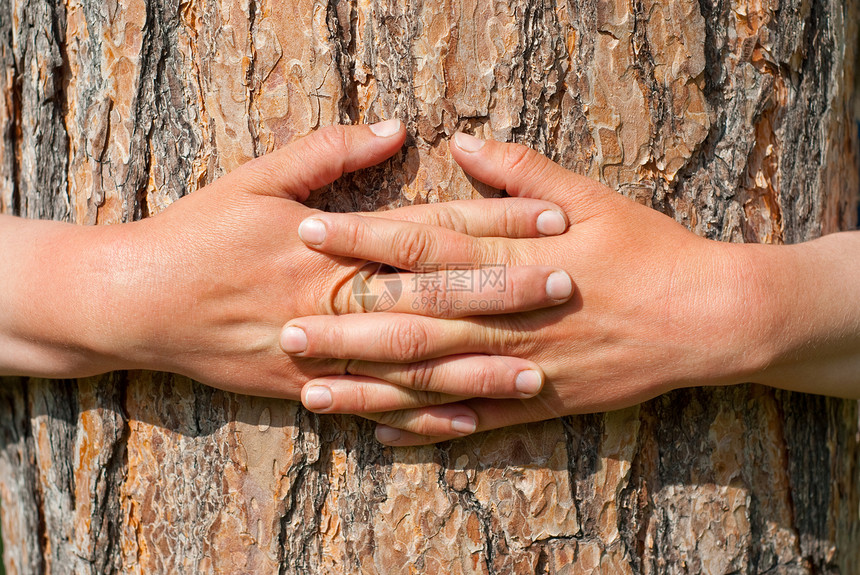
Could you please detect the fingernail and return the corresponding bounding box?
[451,415,477,434]
[280,326,308,354]
[453,132,485,152]
[304,386,332,410]
[545,271,573,300]
[369,118,402,137]
[515,370,543,396]
[536,210,567,236]
[298,218,326,244]
[376,425,401,443]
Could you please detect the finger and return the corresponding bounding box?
[367,404,480,444]
[449,132,613,221]
[374,395,568,446]
[302,375,462,413]
[367,198,569,238]
[374,425,464,446]
[280,313,525,362]
[351,264,573,317]
[297,212,504,271]
[240,120,406,201]
[301,355,543,415]
[348,355,543,398]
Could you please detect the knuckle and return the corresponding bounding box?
[487,324,528,354]
[414,390,445,406]
[435,207,468,234]
[294,125,351,188]
[374,410,411,429]
[414,273,456,318]
[403,361,435,391]
[386,321,430,362]
[502,144,544,181]
[466,236,486,264]
[239,154,269,183]
[394,228,433,270]
[343,216,369,250]
[503,272,531,311]
[478,239,511,268]
[312,321,349,356]
[467,364,499,396]
[408,413,449,436]
[352,385,374,413]
[501,208,520,238]
[316,124,351,155]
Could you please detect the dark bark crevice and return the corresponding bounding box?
[326,0,360,126]
[124,0,200,221]
[0,378,45,573]
[778,391,839,573]
[89,372,129,575]
[278,408,327,574]
[341,418,392,572]
[15,0,70,222]
[510,0,568,160]
[777,0,837,242]
[246,0,262,158]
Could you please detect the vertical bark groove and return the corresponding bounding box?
[14,0,69,222]
[0,0,20,216]
[509,0,568,158]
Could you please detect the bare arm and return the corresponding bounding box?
[749,231,860,397]
[0,214,122,377]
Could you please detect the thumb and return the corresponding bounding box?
[448,132,612,222]
[241,120,406,201]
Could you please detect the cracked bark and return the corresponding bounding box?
[0,0,859,573]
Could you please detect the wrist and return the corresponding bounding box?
[740,233,860,396]
[711,241,793,387]
[71,219,172,375]
[5,217,167,378]
[0,218,124,376]
[661,240,772,390]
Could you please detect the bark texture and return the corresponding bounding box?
[0,0,859,573]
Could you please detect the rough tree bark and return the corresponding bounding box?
[0,0,858,573]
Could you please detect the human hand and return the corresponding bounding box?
[285,133,774,444]
[4,123,573,406]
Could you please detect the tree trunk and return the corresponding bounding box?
[0,0,858,573]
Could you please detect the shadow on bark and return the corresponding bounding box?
[0,374,856,573]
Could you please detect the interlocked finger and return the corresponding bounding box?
[346,355,544,399]
[281,313,530,363]
[370,197,569,238]
[300,354,544,416]
[366,405,480,442]
[297,212,507,271]
[347,264,573,317]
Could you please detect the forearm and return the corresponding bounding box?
[0,214,134,377]
[742,231,860,397]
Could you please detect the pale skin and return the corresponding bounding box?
[0,122,580,444]
[284,132,860,446]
